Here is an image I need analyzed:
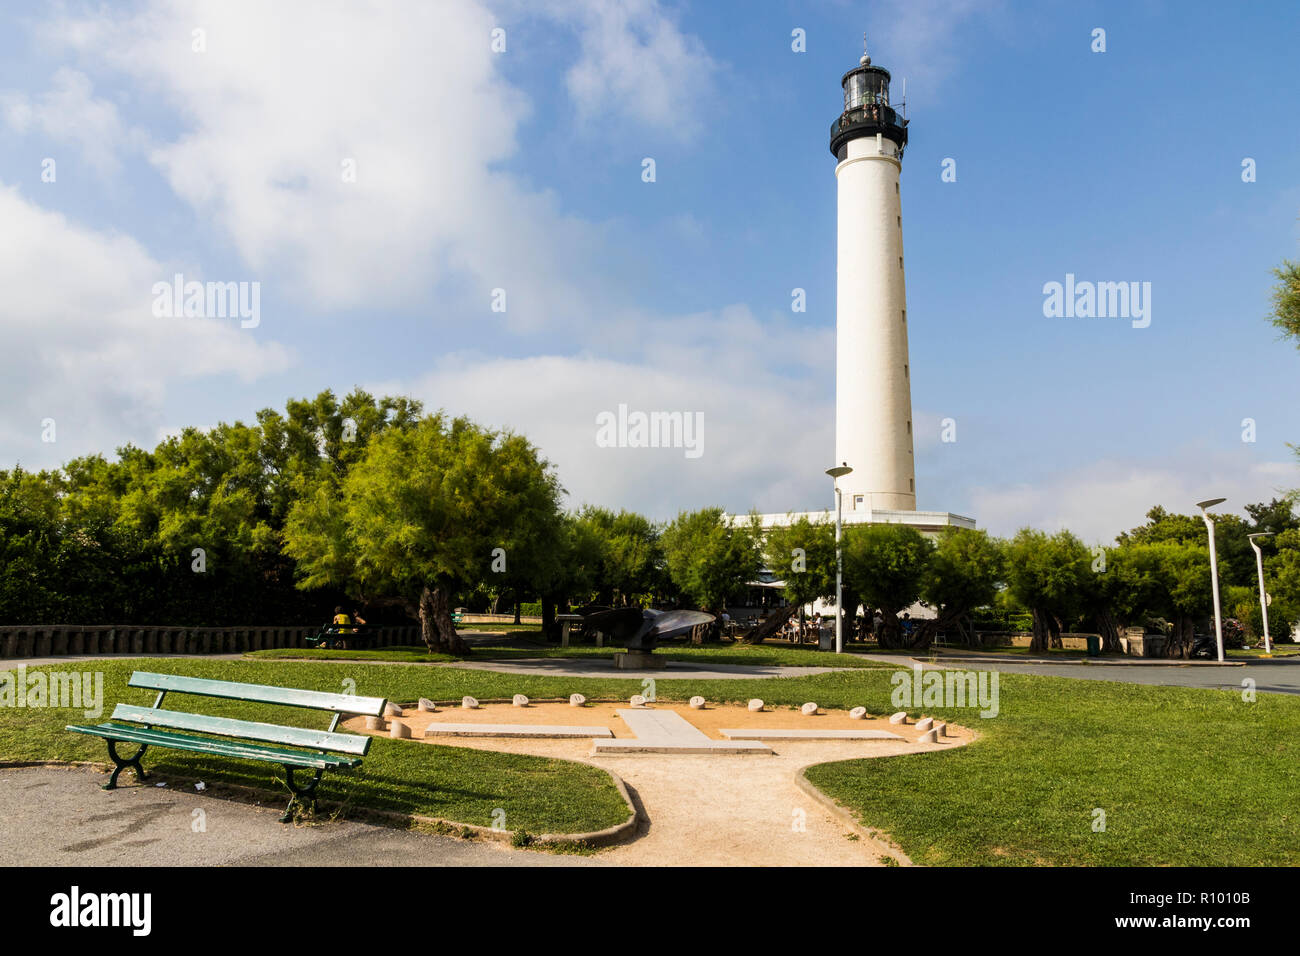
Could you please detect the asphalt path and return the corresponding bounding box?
[887,654,1300,695]
[0,766,582,866]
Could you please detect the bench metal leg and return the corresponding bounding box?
[103,740,149,790]
[281,767,325,823]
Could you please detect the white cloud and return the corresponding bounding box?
[0,68,129,176]
[865,0,1005,103]
[44,0,716,328]
[376,305,833,520]
[544,0,718,138]
[0,184,292,466]
[969,453,1299,543]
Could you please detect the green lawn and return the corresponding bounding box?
[1228,644,1300,658]
[4,655,1298,864]
[804,671,1300,866]
[247,645,461,663]
[1,658,630,838]
[458,622,543,632]
[249,640,890,669]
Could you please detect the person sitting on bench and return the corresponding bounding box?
[325,607,364,647]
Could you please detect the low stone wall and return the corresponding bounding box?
[0,624,422,659]
[968,631,1099,651]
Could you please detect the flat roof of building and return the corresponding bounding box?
[727,509,978,531]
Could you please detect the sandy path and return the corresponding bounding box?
[346,702,970,866]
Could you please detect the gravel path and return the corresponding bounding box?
[367,703,972,866]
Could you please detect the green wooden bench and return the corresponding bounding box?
[66,672,388,822]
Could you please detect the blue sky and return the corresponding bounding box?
[0,0,1297,541]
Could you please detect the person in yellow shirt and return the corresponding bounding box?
[326,606,365,648]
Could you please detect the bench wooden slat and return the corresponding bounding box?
[128,672,386,716]
[111,704,371,756]
[67,723,359,770]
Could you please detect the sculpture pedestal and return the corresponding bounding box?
[614,650,666,670]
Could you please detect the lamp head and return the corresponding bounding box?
[1195,497,1227,511]
[1247,532,1275,542]
[826,463,853,479]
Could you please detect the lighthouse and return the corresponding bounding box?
[830,46,915,512]
[728,44,973,542]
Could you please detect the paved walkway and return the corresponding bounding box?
[0,766,576,867]
[880,653,1300,696]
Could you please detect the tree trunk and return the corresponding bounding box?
[744,604,799,645]
[514,599,521,625]
[541,596,556,641]
[1095,609,1122,653]
[419,583,468,655]
[691,611,708,645]
[840,587,860,643]
[1048,614,1064,649]
[1029,607,1050,652]
[877,610,905,649]
[1164,617,1193,658]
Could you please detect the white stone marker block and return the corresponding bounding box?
[461,696,479,710]
[849,707,867,720]
[889,712,908,724]
[389,720,411,739]
[629,694,648,707]
[918,728,939,743]
[935,722,948,737]
[748,699,764,712]
[512,694,529,707]
[365,716,386,731]
[418,698,437,712]
[801,702,819,716]
[384,702,403,717]
[915,717,934,732]
[689,696,706,709]
[569,694,586,707]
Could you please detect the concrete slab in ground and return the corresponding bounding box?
[0,766,579,867]
[592,709,772,754]
[424,723,613,738]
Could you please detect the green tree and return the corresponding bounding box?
[917,528,1006,649]
[571,506,663,606]
[1146,540,1213,657]
[284,414,563,654]
[842,523,935,649]
[1005,529,1090,651]
[660,508,761,631]
[1266,528,1300,644]
[1269,259,1300,345]
[763,515,835,610]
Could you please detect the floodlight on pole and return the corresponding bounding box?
[1196,498,1227,663]
[1247,532,1275,654]
[826,463,853,654]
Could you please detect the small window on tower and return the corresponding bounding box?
[854,495,864,510]
[902,309,906,323]
[904,364,909,377]
[910,479,915,492]
[898,256,903,269]
[907,420,912,434]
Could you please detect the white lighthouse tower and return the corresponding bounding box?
[831,45,915,513]
[729,43,974,544]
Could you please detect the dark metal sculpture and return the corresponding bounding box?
[579,607,717,652]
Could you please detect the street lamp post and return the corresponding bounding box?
[1247,532,1275,654]
[826,463,853,654]
[1196,498,1227,663]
